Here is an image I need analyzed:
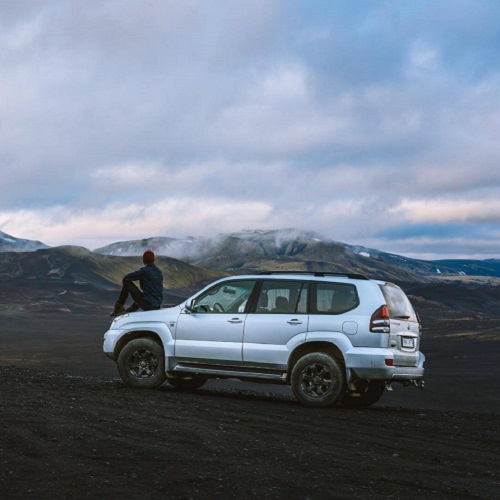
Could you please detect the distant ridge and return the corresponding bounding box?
[0,231,48,253]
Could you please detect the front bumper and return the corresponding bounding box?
[103,329,125,360]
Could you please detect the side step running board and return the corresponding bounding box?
[172,364,287,382]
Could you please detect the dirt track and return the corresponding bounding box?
[1,312,500,498]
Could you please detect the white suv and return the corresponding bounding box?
[103,272,425,408]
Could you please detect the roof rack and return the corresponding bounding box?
[257,271,369,280]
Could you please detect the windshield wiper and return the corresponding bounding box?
[393,315,411,319]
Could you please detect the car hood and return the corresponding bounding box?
[111,304,183,328]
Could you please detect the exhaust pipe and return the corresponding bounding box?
[401,379,425,390]
[413,379,425,390]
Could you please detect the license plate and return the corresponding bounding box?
[402,338,415,348]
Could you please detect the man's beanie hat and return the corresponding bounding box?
[143,249,155,264]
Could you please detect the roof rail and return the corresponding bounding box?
[257,271,369,280]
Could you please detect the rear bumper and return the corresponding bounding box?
[345,348,425,381]
[350,365,425,381]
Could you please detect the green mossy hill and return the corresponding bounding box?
[0,246,223,289]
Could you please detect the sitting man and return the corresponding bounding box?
[111,250,163,317]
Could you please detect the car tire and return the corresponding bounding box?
[166,376,207,391]
[291,352,345,407]
[341,379,385,408]
[117,338,166,389]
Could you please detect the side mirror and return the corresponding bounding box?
[184,298,195,313]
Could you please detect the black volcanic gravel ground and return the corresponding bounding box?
[1,312,499,498]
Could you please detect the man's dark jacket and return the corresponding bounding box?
[123,264,163,307]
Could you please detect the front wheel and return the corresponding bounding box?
[290,353,345,407]
[117,338,166,389]
[341,379,385,408]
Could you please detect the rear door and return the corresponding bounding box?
[307,280,362,337]
[243,280,309,369]
[379,283,421,365]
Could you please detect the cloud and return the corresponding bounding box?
[391,198,500,224]
[408,40,439,71]
[1,0,500,259]
[91,162,163,190]
[0,197,273,249]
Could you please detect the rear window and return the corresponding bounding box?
[379,283,417,321]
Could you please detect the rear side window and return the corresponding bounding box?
[379,283,417,321]
[312,282,359,314]
[255,280,308,314]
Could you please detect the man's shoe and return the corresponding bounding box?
[110,310,126,318]
[110,302,126,317]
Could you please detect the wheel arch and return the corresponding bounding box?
[286,341,345,383]
[113,330,164,361]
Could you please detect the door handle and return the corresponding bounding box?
[287,319,302,325]
[228,318,243,323]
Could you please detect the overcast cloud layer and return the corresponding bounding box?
[1,0,500,259]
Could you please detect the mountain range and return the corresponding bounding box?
[1,229,499,317]
[94,229,500,282]
[2,229,500,283]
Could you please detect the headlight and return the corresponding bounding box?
[110,313,129,328]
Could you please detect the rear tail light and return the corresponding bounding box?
[370,305,390,333]
[416,311,422,335]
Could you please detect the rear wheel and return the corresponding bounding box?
[290,353,345,407]
[167,376,207,391]
[117,338,166,389]
[341,379,385,408]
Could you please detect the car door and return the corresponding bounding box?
[174,280,256,366]
[243,280,309,370]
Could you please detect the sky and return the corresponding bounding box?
[1,0,500,260]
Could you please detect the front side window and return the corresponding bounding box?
[313,282,359,314]
[193,280,256,313]
[255,280,308,314]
